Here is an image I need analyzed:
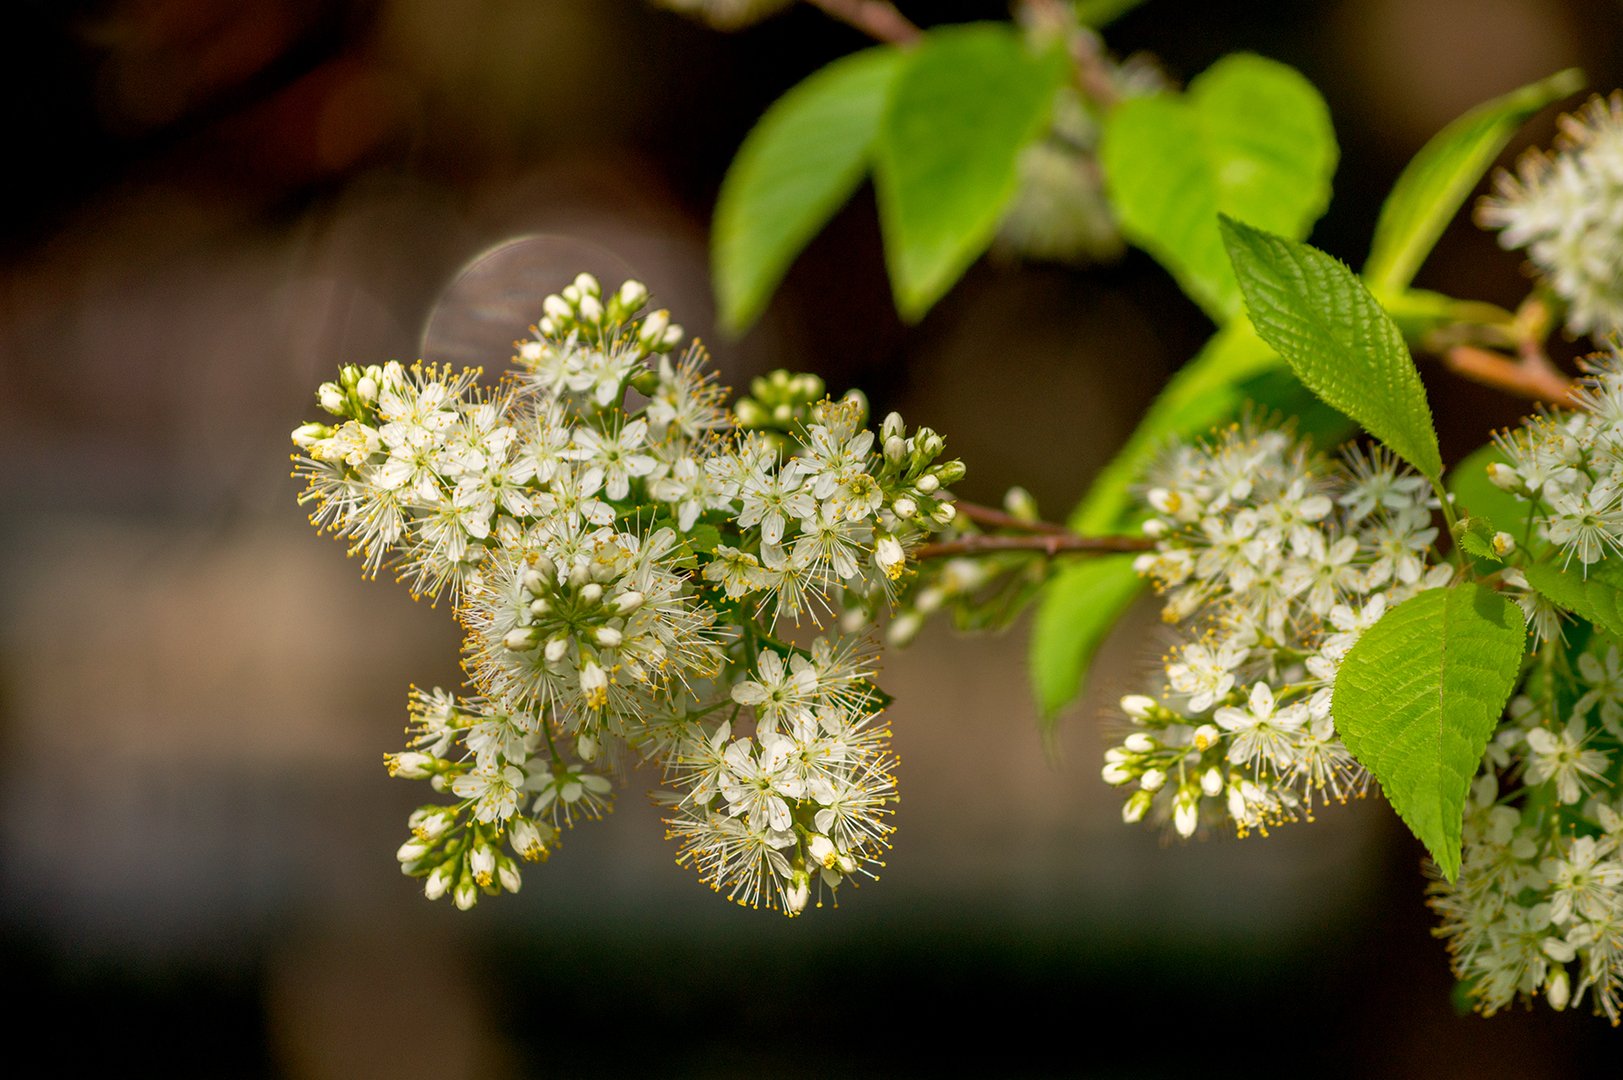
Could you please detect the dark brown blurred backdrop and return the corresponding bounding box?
[2,1,1621,1076]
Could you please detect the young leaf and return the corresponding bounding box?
[1220,216,1443,483]
[1029,554,1143,725]
[873,24,1065,321]
[1363,68,1585,292]
[713,47,903,333]
[1523,561,1623,641]
[1453,518,1502,564]
[1333,583,1526,882]
[1099,53,1336,323]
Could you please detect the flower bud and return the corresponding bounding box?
[932,502,956,525]
[523,569,548,595]
[397,838,431,863]
[544,295,572,322]
[1140,768,1167,792]
[453,878,479,911]
[424,864,453,900]
[504,627,539,651]
[1173,790,1200,838]
[933,460,967,486]
[1547,968,1571,1011]
[613,590,644,614]
[786,873,811,916]
[1486,461,1523,492]
[892,497,917,519]
[1201,767,1225,797]
[1121,694,1157,720]
[497,856,522,893]
[545,635,571,663]
[578,294,603,325]
[617,279,649,311]
[356,375,378,404]
[386,752,435,779]
[916,473,940,494]
[577,732,598,761]
[594,626,623,648]
[317,382,345,415]
[529,598,551,618]
[885,610,924,647]
[1122,789,1154,823]
[1123,732,1155,753]
[580,582,604,604]
[291,422,331,449]
[573,272,601,297]
[1101,760,1134,786]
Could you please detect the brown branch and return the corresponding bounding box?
[802,0,920,44]
[1019,0,1120,108]
[1444,345,1576,408]
[951,500,1071,535]
[913,533,1152,560]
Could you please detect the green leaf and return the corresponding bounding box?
[1364,68,1585,292]
[1099,53,1336,323]
[1333,583,1526,882]
[1029,554,1143,725]
[1067,322,1281,532]
[1448,443,1531,539]
[1523,561,1623,641]
[1453,518,1501,563]
[713,47,903,333]
[873,25,1066,321]
[1220,215,1443,483]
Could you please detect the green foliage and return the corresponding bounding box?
[874,24,1066,321]
[713,47,902,333]
[1524,561,1623,641]
[1029,554,1142,725]
[1220,216,1444,484]
[1363,68,1585,292]
[1099,53,1336,323]
[1333,584,1527,882]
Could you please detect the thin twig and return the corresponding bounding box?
[1443,345,1576,407]
[951,500,1071,535]
[913,533,1152,560]
[801,0,920,44]
[1019,0,1120,108]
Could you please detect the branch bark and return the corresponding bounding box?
[802,0,920,44]
[1443,345,1576,408]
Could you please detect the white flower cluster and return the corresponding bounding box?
[291,273,963,914]
[1490,347,1623,637]
[1432,652,1623,1022]
[1423,349,1623,1021]
[1103,420,1449,837]
[1479,92,1623,338]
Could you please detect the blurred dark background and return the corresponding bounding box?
[3,1,1621,1075]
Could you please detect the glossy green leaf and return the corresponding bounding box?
[1221,216,1443,483]
[1524,561,1623,641]
[713,47,903,333]
[873,24,1066,321]
[1099,53,1336,323]
[1333,583,1527,882]
[1364,68,1585,292]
